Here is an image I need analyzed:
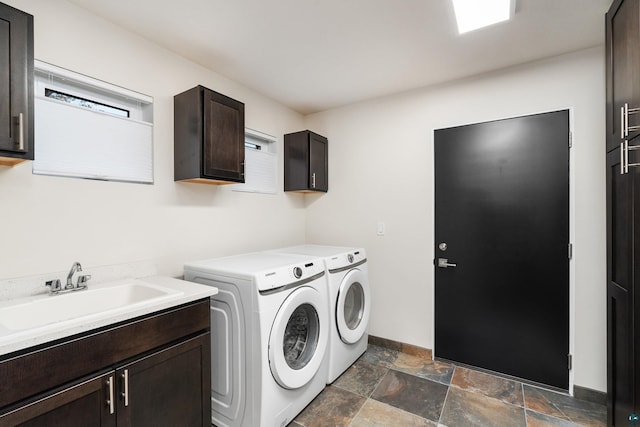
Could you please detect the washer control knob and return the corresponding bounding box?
[348,254,354,263]
[293,267,303,279]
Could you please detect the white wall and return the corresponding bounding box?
[0,0,307,279]
[305,47,606,392]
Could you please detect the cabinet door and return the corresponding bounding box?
[0,372,115,427]
[607,0,640,152]
[309,133,328,192]
[202,89,245,182]
[608,282,634,427]
[607,147,635,426]
[116,333,210,427]
[0,3,33,160]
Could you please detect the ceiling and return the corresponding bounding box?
[67,0,611,115]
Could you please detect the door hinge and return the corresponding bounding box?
[569,131,573,148]
[568,243,573,260]
[568,354,573,370]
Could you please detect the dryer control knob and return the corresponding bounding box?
[348,254,354,263]
[293,266,303,279]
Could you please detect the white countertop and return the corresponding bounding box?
[0,275,217,357]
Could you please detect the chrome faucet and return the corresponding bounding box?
[66,261,83,289]
[46,262,91,294]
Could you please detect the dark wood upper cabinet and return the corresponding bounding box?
[607,0,640,152]
[284,130,328,193]
[606,0,640,425]
[174,85,245,184]
[0,2,34,166]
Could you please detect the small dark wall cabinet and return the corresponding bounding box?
[606,0,640,425]
[174,85,245,184]
[0,2,34,166]
[0,299,211,426]
[284,130,328,192]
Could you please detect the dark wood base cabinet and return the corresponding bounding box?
[606,148,636,427]
[0,299,211,427]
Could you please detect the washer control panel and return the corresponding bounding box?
[258,257,325,291]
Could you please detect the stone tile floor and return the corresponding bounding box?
[289,345,606,427]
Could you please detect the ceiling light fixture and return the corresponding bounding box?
[452,0,514,34]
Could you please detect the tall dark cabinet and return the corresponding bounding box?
[0,2,33,166]
[606,0,640,425]
[284,130,328,192]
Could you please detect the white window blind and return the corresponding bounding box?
[32,61,154,184]
[232,128,277,194]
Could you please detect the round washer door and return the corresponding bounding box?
[269,285,328,390]
[336,268,371,344]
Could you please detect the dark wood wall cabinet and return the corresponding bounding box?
[174,85,245,185]
[0,299,211,426]
[0,2,34,166]
[606,0,640,425]
[284,130,328,193]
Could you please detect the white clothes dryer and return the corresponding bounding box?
[270,245,370,384]
[184,252,329,427]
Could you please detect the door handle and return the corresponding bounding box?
[438,258,457,268]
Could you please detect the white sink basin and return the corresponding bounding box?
[0,280,184,331]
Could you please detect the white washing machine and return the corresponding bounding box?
[183,252,329,427]
[270,245,371,383]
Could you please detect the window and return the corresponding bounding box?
[44,89,130,118]
[32,61,154,184]
[231,128,277,194]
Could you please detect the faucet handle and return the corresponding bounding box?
[46,279,62,293]
[77,274,91,288]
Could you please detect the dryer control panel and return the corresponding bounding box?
[325,249,367,272]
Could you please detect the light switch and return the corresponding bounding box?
[377,221,385,236]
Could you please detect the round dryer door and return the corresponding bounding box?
[336,268,371,344]
[269,286,328,390]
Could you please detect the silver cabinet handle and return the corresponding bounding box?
[311,172,316,188]
[121,369,129,406]
[624,102,629,138]
[620,140,640,174]
[438,258,457,268]
[626,140,630,174]
[17,113,24,151]
[622,103,640,137]
[106,375,115,414]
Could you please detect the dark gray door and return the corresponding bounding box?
[434,110,570,390]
